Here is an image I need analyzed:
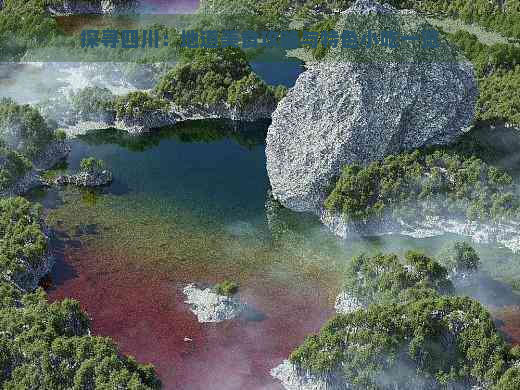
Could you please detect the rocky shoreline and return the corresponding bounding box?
[54,169,113,187]
[46,0,140,15]
[60,101,277,137]
[320,208,520,253]
[270,360,349,390]
[0,141,71,197]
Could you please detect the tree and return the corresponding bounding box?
[438,241,480,276]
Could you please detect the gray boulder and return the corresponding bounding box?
[47,0,139,15]
[183,283,245,323]
[266,0,478,213]
[55,170,113,187]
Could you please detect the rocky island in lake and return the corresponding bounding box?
[183,281,246,323]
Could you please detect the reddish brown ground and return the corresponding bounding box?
[47,245,333,390]
[492,306,520,346]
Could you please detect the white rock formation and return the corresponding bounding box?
[321,208,520,253]
[183,284,245,323]
[47,0,140,15]
[54,169,113,187]
[270,360,349,390]
[266,0,478,213]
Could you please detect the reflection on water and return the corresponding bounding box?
[31,121,520,389]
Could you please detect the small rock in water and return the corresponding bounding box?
[183,283,245,323]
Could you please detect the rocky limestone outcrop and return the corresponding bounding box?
[54,169,112,187]
[173,100,277,123]
[342,0,398,14]
[114,111,179,135]
[47,0,140,15]
[322,209,520,253]
[183,283,246,323]
[271,360,349,390]
[0,141,70,197]
[266,0,478,214]
[61,100,277,136]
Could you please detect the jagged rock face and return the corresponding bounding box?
[342,0,396,14]
[271,360,349,390]
[55,169,112,187]
[265,0,478,213]
[183,284,245,323]
[48,0,139,15]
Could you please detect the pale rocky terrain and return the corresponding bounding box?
[266,0,477,214]
[183,284,245,323]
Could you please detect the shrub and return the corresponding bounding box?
[70,86,115,120]
[0,146,32,191]
[344,251,453,307]
[0,98,54,159]
[290,293,512,387]
[214,280,239,296]
[0,197,46,279]
[53,129,66,141]
[114,91,168,119]
[438,241,480,275]
[79,157,104,174]
[155,49,284,109]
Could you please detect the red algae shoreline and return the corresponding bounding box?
[491,305,520,346]
[46,244,334,390]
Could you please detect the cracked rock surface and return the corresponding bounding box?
[266,0,478,214]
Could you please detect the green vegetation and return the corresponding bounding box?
[114,91,169,119]
[444,30,520,126]
[438,241,480,275]
[79,157,105,174]
[0,0,63,61]
[477,66,520,126]
[290,294,515,388]
[416,0,520,40]
[344,251,453,307]
[0,281,161,389]
[54,129,67,141]
[214,280,239,296]
[0,98,55,159]
[325,148,519,222]
[70,86,115,121]
[289,250,518,389]
[0,144,32,191]
[0,197,47,287]
[155,49,286,109]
